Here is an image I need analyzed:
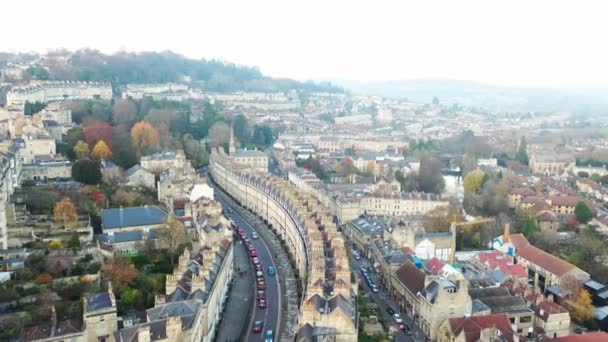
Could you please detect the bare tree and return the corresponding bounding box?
[207,122,230,149]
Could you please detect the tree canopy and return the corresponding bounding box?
[575,201,593,224]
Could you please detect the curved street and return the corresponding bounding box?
[218,192,281,342]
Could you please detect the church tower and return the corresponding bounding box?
[229,125,236,155]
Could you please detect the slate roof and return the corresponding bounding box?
[124,164,152,178]
[115,319,168,342]
[87,292,113,311]
[421,278,458,304]
[101,206,167,229]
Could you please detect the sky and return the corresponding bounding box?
[4,0,608,88]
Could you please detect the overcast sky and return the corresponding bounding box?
[4,0,608,87]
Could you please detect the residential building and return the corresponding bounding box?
[437,313,516,342]
[227,129,268,173]
[123,165,155,189]
[210,147,357,340]
[21,158,71,181]
[418,277,473,341]
[140,151,189,174]
[468,287,534,337]
[529,154,575,175]
[361,192,448,217]
[493,230,590,292]
[6,81,112,110]
[98,205,168,253]
[22,284,119,342]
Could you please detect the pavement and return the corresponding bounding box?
[214,241,254,342]
[351,253,426,342]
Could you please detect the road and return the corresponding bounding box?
[350,254,425,342]
[216,191,281,342]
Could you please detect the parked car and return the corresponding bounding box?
[393,313,403,324]
[252,257,260,265]
[258,299,267,309]
[386,307,396,315]
[256,271,264,278]
[250,250,257,257]
[252,321,263,333]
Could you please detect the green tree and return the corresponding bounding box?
[67,232,81,254]
[72,160,102,185]
[574,201,593,224]
[521,216,539,238]
[419,154,445,194]
[23,101,47,116]
[232,114,250,144]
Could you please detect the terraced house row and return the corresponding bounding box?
[210,146,358,341]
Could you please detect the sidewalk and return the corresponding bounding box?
[215,242,253,342]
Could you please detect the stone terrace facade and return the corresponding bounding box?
[210,147,357,341]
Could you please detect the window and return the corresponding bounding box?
[520,316,532,323]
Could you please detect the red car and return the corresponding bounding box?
[250,250,257,257]
[252,321,263,333]
[257,282,266,290]
[244,239,251,246]
[257,295,266,302]
[258,299,267,309]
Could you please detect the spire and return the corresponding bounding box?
[229,123,236,155]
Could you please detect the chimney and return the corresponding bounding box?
[166,316,182,339]
[108,281,116,307]
[155,294,166,306]
[137,325,151,342]
[503,223,510,244]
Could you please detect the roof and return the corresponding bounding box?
[532,300,568,321]
[425,257,445,275]
[394,261,426,294]
[509,187,535,196]
[548,332,608,342]
[124,164,152,177]
[235,148,267,157]
[448,313,514,342]
[87,292,113,311]
[516,243,586,278]
[549,196,584,207]
[101,206,167,229]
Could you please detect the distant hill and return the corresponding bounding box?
[334,79,608,115]
[3,50,344,93]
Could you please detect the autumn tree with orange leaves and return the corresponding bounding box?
[91,140,112,160]
[54,197,78,230]
[102,255,139,290]
[131,121,160,152]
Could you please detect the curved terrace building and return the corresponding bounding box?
[6,81,112,109]
[210,146,357,341]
